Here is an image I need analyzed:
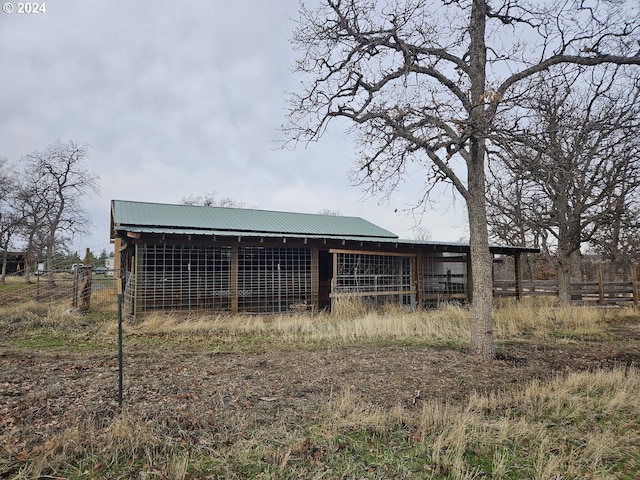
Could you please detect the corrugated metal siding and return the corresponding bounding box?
[112,200,398,239]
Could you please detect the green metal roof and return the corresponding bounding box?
[111,200,399,240]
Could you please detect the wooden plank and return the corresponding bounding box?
[421,293,468,300]
[598,263,605,305]
[416,254,423,309]
[330,289,417,298]
[514,253,523,301]
[331,252,337,312]
[311,248,319,311]
[329,248,417,258]
[632,265,638,307]
[230,245,238,314]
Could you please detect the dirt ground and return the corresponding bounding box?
[2,322,639,455]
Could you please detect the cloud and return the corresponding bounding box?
[0,0,465,255]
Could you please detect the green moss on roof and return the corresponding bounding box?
[111,200,398,239]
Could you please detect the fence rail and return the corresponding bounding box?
[494,279,639,305]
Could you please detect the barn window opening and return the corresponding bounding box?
[420,253,469,307]
[331,250,416,308]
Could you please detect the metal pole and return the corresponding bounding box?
[117,287,123,409]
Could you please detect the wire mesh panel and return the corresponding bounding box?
[237,246,312,313]
[334,251,415,307]
[138,244,231,313]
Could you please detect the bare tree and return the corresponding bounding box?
[589,182,640,280]
[317,208,342,216]
[181,191,247,208]
[20,141,99,278]
[0,157,21,283]
[285,0,640,358]
[490,66,640,302]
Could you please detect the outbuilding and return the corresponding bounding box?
[110,200,537,318]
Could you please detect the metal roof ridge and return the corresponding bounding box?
[113,198,370,222]
[114,224,399,239]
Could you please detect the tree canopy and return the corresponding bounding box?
[286,0,640,358]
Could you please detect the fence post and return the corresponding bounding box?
[598,262,604,306]
[74,266,92,312]
[117,279,123,408]
[632,265,638,307]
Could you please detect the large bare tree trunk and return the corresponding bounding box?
[557,257,572,303]
[557,236,581,303]
[468,155,495,358]
[467,0,495,358]
[468,176,496,358]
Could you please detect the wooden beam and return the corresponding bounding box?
[632,265,638,306]
[329,248,416,258]
[230,245,238,314]
[311,248,319,311]
[330,289,417,298]
[598,263,605,305]
[331,252,337,312]
[514,253,523,301]
[413,255,420,309]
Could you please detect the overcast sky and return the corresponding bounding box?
[1,0,467,256]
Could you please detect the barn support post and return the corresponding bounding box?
[114,238,122,276]
[414,255,422,310]
[466,253,473,303]
[188,261,192,317]
[277,262,282,313]
[230,245,238,314]
[311,248,319,312]
[134,245,144,321]
[514,253,523,301]
[330,252,337,313]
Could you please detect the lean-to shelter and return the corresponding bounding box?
[110,199,538,318]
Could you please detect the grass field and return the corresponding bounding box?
[1,300,639,479]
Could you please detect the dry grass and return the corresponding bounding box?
[112,299,633,350]
[313,366,640,479]
[6,367,638,478]
[493,298,620,338]
[5,293,630,348]
[2,299,640,478]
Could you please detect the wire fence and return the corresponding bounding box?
[2,259,639,313]
[0,268,118,310]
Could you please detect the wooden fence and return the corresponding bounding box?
[493,276,639,306]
